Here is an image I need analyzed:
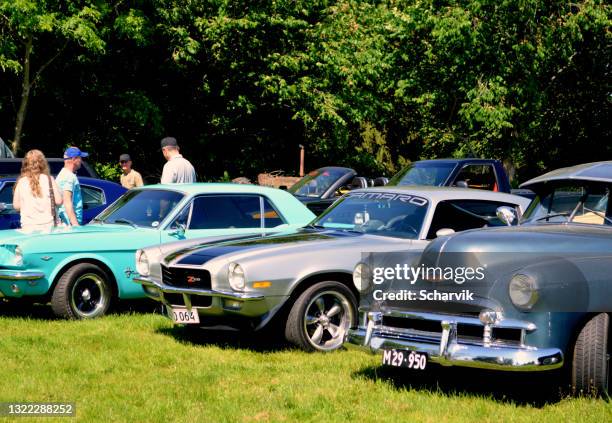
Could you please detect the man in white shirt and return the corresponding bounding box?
[160,137,196,184]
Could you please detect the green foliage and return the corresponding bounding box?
[0,0,609,181]
[93,161,121,181]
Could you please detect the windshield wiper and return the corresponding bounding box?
[306,223,326,230]
[113,218,138,228]
[535,212,570,222]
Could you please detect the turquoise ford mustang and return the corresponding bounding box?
[0,184,315,319]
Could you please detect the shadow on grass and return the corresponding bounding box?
[155,324,293,353]
[0,298,160,320]
[354,364,571,407]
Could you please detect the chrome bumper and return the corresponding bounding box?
[133,276,264,302]
[0,270,45,281]
[346,311,563,372]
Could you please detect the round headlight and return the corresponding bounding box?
[228,263,246,291]
[135,250,149,277]
[353,262,370,293]
[509,273,538,310]
[14,246,23,266]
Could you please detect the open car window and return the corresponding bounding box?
[453,164,498,191]
[523,184,611,225]
[426,199,518,239]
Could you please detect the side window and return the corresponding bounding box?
[169,201,191,229]
[262,197,286,228]
[427,200,516,239]
[188,195,262,230]
[0,182,14,204]
[453,165,498,191]
[82,185,105,209]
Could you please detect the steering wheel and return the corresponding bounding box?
[383,215,419,236]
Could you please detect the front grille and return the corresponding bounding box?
[161,265,211,290]
[382,316,522,344]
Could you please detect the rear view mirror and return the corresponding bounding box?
[496,206,516,226]
[436,228,455,237]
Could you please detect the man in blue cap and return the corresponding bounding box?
[57,146,88,226]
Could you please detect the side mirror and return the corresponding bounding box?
[170,223,186,237]
[0,202,5,212]
[496,206,516,226]
[435,228,455,237]
[278,185,288,191]
[455,180,468,188]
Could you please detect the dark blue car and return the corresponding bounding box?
[0,177,126,229]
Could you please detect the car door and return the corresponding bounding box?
[160,194,290,243]
[0,181,19,229]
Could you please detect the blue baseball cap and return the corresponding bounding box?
[63,147,89,159]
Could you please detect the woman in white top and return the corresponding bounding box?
[13,149,62,231]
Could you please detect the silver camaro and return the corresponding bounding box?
[133,186,530,351]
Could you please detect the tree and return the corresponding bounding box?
[0,0,106,154]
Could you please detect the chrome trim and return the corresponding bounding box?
[383,310,537,332]
[0,270,45,281]
[133,277,264,301]
[346,327,563,372]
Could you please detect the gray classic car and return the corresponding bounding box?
[347,161,612,395]
[133,187,529,352]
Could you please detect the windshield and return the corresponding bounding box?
[522,183,611,225]
[389,162,456,186]
[95,189,185,228]
[289,168,352,197]
[312,191,429,239]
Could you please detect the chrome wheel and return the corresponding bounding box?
[303,290,353,351]
[70,273,110,318]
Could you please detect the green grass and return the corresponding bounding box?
[0,306,610,422]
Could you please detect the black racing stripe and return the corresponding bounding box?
[176,245,261,266]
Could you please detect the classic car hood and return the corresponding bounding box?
[0,223,158,253]
[167,229,410,266]
[438,223,612,254]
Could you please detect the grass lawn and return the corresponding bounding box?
[0,304,610,422]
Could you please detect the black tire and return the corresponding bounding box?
[572,313,609,396]
[51,263,113,319]
[285,281,357,352]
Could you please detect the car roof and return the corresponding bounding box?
[413,158,500,165]
[350,185,527,204]
[520,161,612,188]
[139,182,292,196]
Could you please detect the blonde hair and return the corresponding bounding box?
[19,149,51,198]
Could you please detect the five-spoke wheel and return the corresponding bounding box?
[285,281,356,352]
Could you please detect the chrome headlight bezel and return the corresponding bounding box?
[353,262,370,293]
[135,249,150,277]
[509,273,539,310]
[228,262,246,291]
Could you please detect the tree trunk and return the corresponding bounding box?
[11,35,33,156]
